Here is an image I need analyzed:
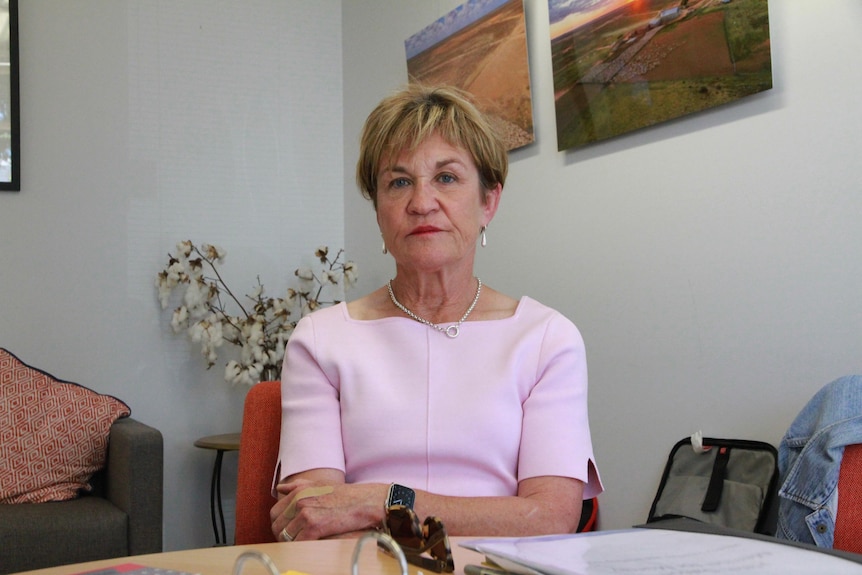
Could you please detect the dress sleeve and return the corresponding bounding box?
[517,311,603,499]
[272,312,346,488]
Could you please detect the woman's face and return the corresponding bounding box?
[376,132,500,275]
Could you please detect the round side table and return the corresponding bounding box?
[194,432,241,546]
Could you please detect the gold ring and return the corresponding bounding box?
[280,527,295,542]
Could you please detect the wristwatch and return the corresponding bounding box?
[386,483,415,509]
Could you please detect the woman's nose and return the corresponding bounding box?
[407,179,437,213]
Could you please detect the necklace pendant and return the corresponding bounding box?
[387,277,481,339]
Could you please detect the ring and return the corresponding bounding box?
[280,527,294,542]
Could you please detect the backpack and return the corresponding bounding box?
[647,436,779,534]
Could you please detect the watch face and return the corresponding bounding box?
[389,484,415,508]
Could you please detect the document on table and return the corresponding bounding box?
[460,529,862,575]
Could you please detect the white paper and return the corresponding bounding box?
[461,529,862,575]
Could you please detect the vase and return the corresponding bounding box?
[260,365,280,382]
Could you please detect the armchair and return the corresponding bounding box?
[0,417,163,574]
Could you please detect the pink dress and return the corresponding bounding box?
[276,296,602,499]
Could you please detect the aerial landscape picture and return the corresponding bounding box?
[406,0,534,151]
[549,0,772,151]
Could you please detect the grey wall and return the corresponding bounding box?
[343,1,862,530]
[0,1,342,551]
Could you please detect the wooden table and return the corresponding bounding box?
[19,522,862,575]
[16,537,487,575]
[194,432,242,545]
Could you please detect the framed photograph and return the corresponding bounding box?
[0,0,18,191]
[405,0,535,151]
[549,0,772,151]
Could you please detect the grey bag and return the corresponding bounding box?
[647,437,779,534]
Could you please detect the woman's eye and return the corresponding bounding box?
[438,173,456,184]
[390,177,410,189]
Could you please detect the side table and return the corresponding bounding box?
[194,432,241,545]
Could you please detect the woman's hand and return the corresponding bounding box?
[270,470,387,541]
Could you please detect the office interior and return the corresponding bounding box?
[0,1,859,552]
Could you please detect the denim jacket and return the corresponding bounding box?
[775,375,862,547]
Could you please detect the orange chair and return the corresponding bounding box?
[234,380,282,545]
[234,379,599,543]
[578,496,599,532]
[834,443,862,554]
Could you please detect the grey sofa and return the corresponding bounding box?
[0,418,163,574]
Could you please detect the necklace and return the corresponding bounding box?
[387,277,482,338]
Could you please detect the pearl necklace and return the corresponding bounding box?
[387,277,482,338]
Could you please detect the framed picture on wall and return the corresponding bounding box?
[405,0,535,151]
[548,0,772,151]
[0,0,18,191]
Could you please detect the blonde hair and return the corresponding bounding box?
[356,84,508,209]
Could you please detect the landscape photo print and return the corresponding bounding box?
[549,0,772,151]
[405,0,534,151]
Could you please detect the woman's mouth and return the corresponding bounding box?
[410,226,441,236]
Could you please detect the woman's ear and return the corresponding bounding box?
[482,183,502,226]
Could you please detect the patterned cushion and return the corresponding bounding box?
[0,348,130,503]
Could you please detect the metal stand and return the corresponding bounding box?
[209,448,228,545]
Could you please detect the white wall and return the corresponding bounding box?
[0,1,342,551]
[343,1,862,530]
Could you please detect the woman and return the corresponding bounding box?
[271,85,601,542]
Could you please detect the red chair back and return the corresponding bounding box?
[834,443,862,553]
[234,380,282,544]
[578,497,599,532]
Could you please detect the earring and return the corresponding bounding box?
[382,241,388,255]
[480,226,487,248]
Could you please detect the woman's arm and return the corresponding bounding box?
[415,475,584,536]
[271,471,584,541]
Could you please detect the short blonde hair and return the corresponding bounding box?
[356,84,508,209]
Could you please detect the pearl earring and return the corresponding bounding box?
[480,226,487,248]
